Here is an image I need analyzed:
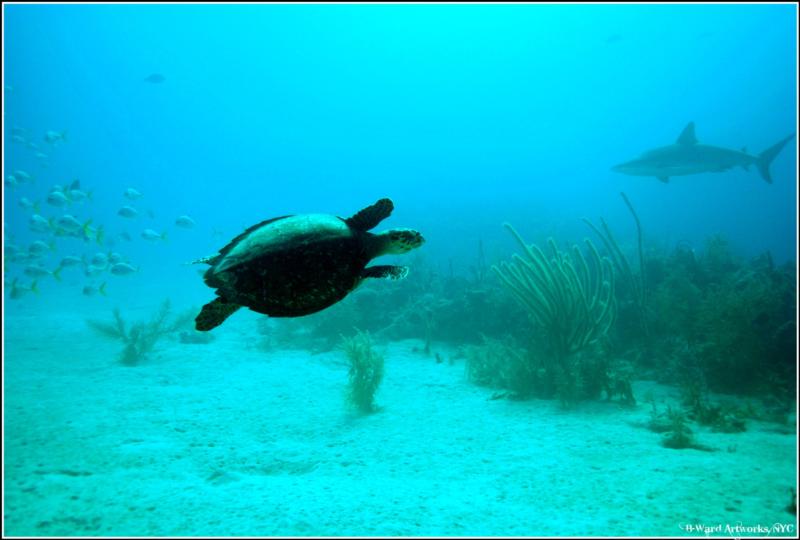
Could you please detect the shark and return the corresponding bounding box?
[612,122,795,183]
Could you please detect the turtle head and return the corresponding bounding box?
[377,228,425,255]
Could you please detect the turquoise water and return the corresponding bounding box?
[3,4,798,537]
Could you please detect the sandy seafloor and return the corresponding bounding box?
[3,300,798,537]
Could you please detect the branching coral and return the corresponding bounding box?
[86,299,194,365]
[660,407,696,449]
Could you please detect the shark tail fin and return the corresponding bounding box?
[756,134,795,184]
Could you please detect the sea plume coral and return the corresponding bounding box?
[492,223,617,403]
[341,330,384,413]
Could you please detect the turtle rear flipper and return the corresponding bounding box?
[196,298,241,331]
[361,265,408,280]
[345,198,393,231]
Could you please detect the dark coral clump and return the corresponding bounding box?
[647,238,796,403]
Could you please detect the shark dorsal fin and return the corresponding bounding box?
[676,122,697,145]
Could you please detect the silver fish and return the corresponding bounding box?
[141,229,167,242]
[144,73,165,83]
[25,264,61,280]
[10,279,39,300]
[59,255,84,267]
[175,215,196,229]
[69,189,91,202]
[44,130,67,144]
[47,191,71,207]
[118,205,139,218]
[123,188,143,200]
[28,240,55,255]
[13,170,33,183]
[19,197,39,212]
[83,282,107,296]
[84,264,106,277]
[56,214,86,233]
[90,252,109,267]
[29,214,52,233]
[110,262,138,275]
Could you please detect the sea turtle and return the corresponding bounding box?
[194,198,424,331]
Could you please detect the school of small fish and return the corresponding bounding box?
[4,111,209,301]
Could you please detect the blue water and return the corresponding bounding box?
[3,4,798,537]
[5,4,797,276]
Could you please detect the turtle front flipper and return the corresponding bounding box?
[196,298,242,331]
[190,253,220,265]
[361,265,409,280]
[345,198,394,231]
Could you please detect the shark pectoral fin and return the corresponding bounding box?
[676,122,697,145]
[657,176,670,183]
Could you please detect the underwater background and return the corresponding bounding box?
[3,3,798,537]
